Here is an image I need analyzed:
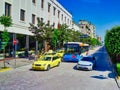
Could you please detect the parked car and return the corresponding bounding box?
[32,55,61,71]
[56,50,64,58]
[39,50,56,59]
[44,51,56,56]
[76,56,96,70]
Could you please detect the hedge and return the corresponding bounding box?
[105,26,120,63]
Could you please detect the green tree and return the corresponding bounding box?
[51,29,60,50]
[29,18,45,54]
[0,15,12,67]
[29,17,54,53]
[105,26,120,63]
[58,24,69,47]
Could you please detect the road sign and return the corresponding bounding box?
[13,39,17,45]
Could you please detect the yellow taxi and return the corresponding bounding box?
[32,55,61,71]
[56,50,64,58]
[38,50,56,59]
[44,50,56,56]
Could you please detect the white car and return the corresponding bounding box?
[76,56,96,70]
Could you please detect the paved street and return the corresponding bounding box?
[0,46,119,90]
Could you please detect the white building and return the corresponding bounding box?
[72,21,81,32]
[0,0,72,51]
[78,20,96,38]
[0,0,72,35]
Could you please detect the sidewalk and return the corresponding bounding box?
[88,46,101,56]
[0,58,34,72]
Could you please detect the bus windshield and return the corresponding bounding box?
[64,42,89,55]
[64,44,80,54]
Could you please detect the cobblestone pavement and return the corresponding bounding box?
[0,46,119,90]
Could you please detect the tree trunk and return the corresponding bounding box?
[44,41,47,52]
[35,40,38,55]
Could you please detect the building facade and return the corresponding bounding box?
[78,20,96,38]
[0,0,72,53]
[96,35,102,42]
[72,21,81,32]
[0,0,72,35]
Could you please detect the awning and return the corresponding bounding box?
[0,25,34,36]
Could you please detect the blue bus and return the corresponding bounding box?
[62,42,89,62]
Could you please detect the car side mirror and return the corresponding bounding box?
[93,57,96,60]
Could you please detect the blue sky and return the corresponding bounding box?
[57,0,120,41]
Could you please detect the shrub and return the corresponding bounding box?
[105,26,120,63]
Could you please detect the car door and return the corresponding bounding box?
[51,56,56,67]
[53,56,59,67]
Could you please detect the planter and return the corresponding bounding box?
[0,54,4,59]
[116,63,120,76]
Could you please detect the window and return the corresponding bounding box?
[65,17,66,22]
[48,3,51,12]
[5,2,11,16]
[70,20,72,25]
[41,18,43,22]
[53,7,56,15]
[58,10,60,18]
[32,0,36,3]
[41,0,44,8]
[67,19,69,24]
[47,20,50,26]
[53,23,55,28]
[20,9,25,21]
[81,26,84,29]
[32,14,35,24]
[61,14,63,21]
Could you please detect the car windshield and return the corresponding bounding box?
[45,53,56,55]
[41,57,51,61]
[57,50,64,53]
[81,57,92,61]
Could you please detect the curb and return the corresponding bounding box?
[0,67,12,72]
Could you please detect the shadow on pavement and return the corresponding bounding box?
[90,46,116,79]
[73,65,92,71]
[91,72,115,80]
[91,46,111,71]
[91,75,108,79]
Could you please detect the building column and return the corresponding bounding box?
[13,33,16,58]
[26,35,29,51]
[25,35,29,58]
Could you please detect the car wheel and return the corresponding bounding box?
[57,62,60,67]
[46,65,50,71]
[91,66,94,70]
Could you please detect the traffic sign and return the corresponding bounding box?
[13,39,17,45]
